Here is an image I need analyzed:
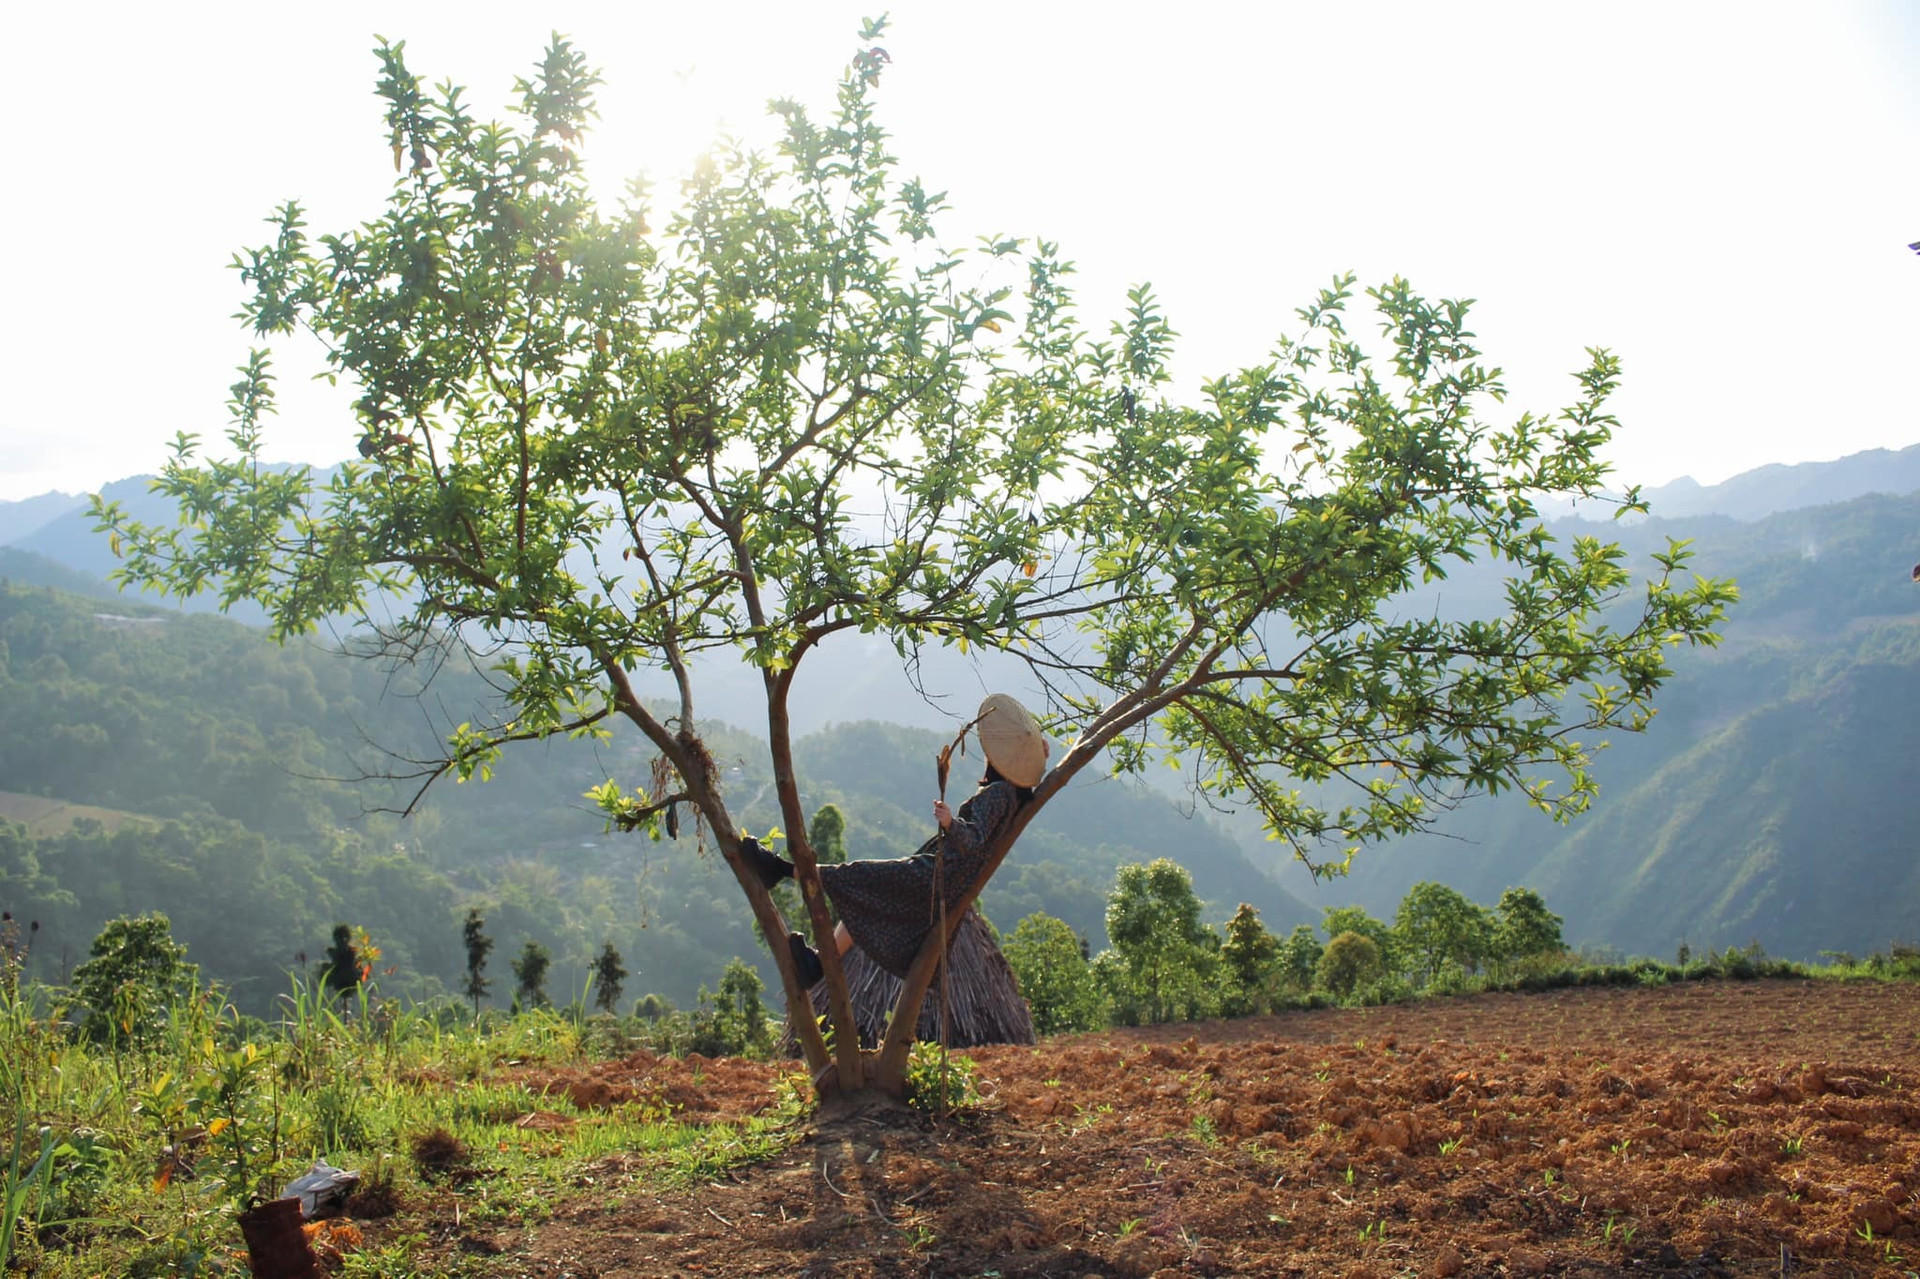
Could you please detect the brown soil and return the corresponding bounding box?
[463,980,1920,1276]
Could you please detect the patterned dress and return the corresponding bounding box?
[818,780,1021,978]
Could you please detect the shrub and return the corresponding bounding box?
[1356,973,1416,1006]
[1316,931,1384,999]
[1003,913,1107,1035]
[66,914,200,1046]
[685,959,772,1058]
[904,1042,983,1113]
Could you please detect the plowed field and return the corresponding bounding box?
[483,980,1920,1276]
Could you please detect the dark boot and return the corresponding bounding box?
[787,932,824,987]
[738,836,792,890]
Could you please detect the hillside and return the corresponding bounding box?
[0,790,152,837]
[1531,441,1920,523]
[0,580,1305,1011]
[6,456,1919,974]
[1637,442,1920,521]
[1273,491,1920,960]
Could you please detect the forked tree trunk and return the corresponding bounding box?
[757,732,1101,1101]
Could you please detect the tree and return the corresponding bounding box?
[689,958,772,1057]
[319,923,361,995]
[1322,906,1397,975]
[511,940,551,1009]
[1491,887,1565,969]
[590,940,628,1015]
[1317,931,1384,999]
[1103,859,1221,1025]
[68,913,200,1044]
[1276,924,1323,994]
[807,805,849,866]
[1394,882,1493,983]
[772,802,849,931]
[461,908,493,1016]
[1002,911,1106,1035]
[1219,903,1280,1016]
[94,23,1732,1101]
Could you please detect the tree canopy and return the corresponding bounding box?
[94,22,1733,1099]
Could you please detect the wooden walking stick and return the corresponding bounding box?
[930,714,982,1114]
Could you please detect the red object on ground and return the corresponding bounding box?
[237,1197,323,1279]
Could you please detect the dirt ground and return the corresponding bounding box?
[444,980,1920,1277]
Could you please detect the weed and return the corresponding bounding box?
[904,1042,983,1114]
[1358,1219,1386,1243]
[1189,1114,1220,1147]
[1438,1136,1463,1156]
[1610,1138,1632,1159]
[1343,1164,1356,1185]
[1064,1102,1113,1136]
[1780,1134,1803,1158]
[1118,1217,1145,1238]
[1,1121,54,1271]
[338,1234,434,1277]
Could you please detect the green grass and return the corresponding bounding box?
[0,975,809,1277]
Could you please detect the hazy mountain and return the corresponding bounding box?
[0,546,117,600]
[1638,445,1920,522]
[4,474,309,624]
[1537,443,1920,523]
[0,491,85,545]
[1266,490,1920,961]
[8,441,1917,726]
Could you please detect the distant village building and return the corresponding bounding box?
[91,613,169,631]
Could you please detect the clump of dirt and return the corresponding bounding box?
[340,1165,401,1220]
[407,1127,471,1182]
[454,981,1920,1276]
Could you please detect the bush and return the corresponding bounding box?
[1004,913,1107,1035]
[1424,962,1480,998]
[684,959,773,1059]
[904,1042,983,1113]
[1356,974,1416,1007]
[66,914,201,1046]
[1316,931,1384,999]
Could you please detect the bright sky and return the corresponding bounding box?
[4,1,1916,502]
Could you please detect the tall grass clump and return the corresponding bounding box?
[1,940,810,1277]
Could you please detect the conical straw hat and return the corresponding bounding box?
[976,694,1047,788]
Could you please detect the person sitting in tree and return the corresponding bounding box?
[739,693,1050,985]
